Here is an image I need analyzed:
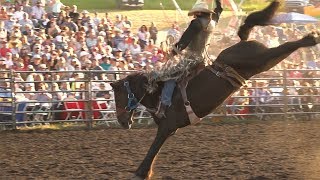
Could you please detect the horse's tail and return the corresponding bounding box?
[237,0,280,41]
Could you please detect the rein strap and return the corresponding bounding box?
[124,81,139,111]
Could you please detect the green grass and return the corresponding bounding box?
[61,0,110,10]
[61,0,269,11]
[61,0,194,10]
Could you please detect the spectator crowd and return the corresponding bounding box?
[0,0,319,122]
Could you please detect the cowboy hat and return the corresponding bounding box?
[188,0,214,16]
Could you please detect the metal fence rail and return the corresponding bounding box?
[0,69,319,129]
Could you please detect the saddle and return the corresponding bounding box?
[178,61,246,125]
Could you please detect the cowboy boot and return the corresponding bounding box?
[155,102,168,119]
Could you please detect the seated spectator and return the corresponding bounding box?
[22,0,33,17]
[86,30,97,49]
[13,4,25,21]
[123,15,132,28]
[50,0,65,17]
[82,59,92,70]
[252,81,273,105]
[0,40,11,58]
[30,54,42,69]
[100,56,111,70]
[123,23,131,35]
[19,13,34,32]
[47,19,61,37]
[144,39,156,53]
[3,52,13,68]
[9,39,21,55]
[96,82,112,98]
[68,5,79,22]
[23,84,35,100]
[63,92,77,101]
[230,88,250,116]
[32,84,53,107]
[50,82,64,101]
[92,11,100,26]
[268,80,284,99]
[31,1,46,25]
[167,23,180,42]
[107,57,120,80]
[117,35,130,52]
[80,10,90,24]
[0,7,8,21]
[114,14,125,30]
[129,38,141,56]
[150,47,160,63]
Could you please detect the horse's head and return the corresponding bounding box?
[110,73,148,129]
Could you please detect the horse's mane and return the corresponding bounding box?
[113,71,150,92]
[125,71,147,84]
[114,71,145,84]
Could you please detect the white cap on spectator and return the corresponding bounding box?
[71,57,79,62]
[39,64,47,69]
[112,48,122,52]
[32,54,41,59]
[128,63,134,69]
[80,51,89,57]
[84,59,92,64]
[72,59,80,66]
[27,65,34,69]
[13,23,22,27]
[95,54,102,60]
[140,62,146,67]
[56,35,63,42]
[105,83,112,91]
[144,51,152,55]
[113,27,123,33]
[99,31,106,36]
[82,10,89,14]
[123,23,131,29]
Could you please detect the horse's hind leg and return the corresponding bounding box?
[258,31,320,71]
[132,126,175,180]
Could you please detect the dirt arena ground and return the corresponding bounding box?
[0,119,320,180]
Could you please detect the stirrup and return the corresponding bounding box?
[155,102,167,118]
[147,101,162,113]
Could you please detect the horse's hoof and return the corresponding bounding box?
[130,175,144,180]
[303,31,320,46]
[313,30,320,44]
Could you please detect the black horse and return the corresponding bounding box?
[110,1,320,179]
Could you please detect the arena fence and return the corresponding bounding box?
[0,69,319,130]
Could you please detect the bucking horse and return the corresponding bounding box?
[110,1,320,179]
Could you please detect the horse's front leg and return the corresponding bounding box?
[132,125,174,180]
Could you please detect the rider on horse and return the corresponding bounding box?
[155,0,223,118]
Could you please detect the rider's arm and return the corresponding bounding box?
[212,0,223,23]
[171,19,202,55]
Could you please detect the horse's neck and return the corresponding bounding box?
[141,92,160,110]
